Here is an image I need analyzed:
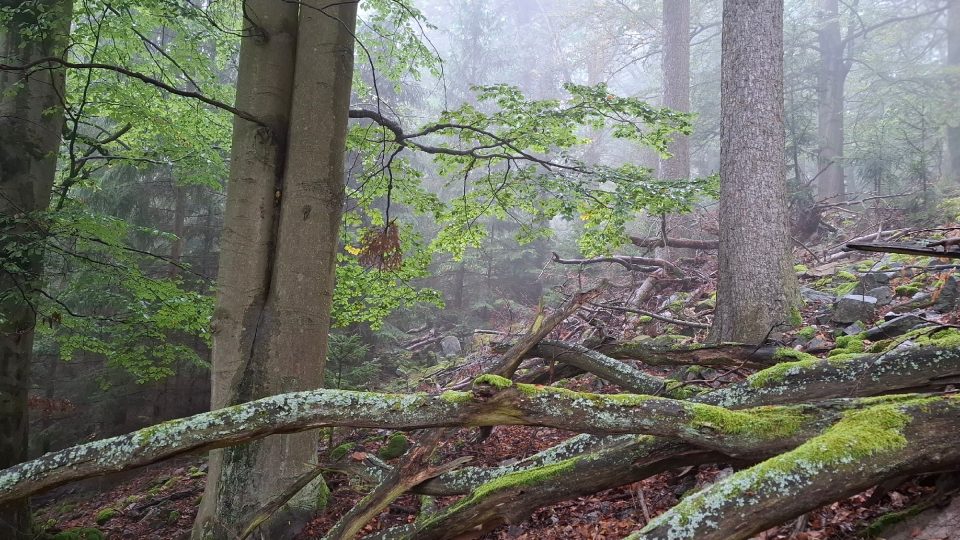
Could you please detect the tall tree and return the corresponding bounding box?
[712,0,797,343]
[661,0,691,182]
[816,0,848,201]
[193,1,357,538]
[0,1,72,537]
[948,0,960,182]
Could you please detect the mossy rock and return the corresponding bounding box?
[94,508,118,526]
[52,528,105,540]
[377,433,410,460]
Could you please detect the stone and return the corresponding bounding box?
[933,276,960,313]
[843,322,865,335]
[866,286,893,306]
[440,335,462,356]
[801,287,835,303]
[831,294,877,324]
[863,314,931,341]
[803,337,832,354]
[857,271,892,291]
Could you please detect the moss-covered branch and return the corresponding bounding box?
[630,396,960,540]
[0,376,884,503]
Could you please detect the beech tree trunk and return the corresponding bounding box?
[192,3,298,536]
[0,1,72,537]
[712,0,798,343]
[816,0,849,201]
[948,0,960,183]
[193,1,357,538]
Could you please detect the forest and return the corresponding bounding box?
[2,0,960,538]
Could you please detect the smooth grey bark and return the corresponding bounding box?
[711,0,798,343]
[194,1,357,538]
[192,2,299,538]
[816,0,849,201]
[0,1,72,537]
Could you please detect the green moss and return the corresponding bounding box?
[53,528,105,540]
[439,390,473,403]
[894,284,921,296]
[636,315,654,323]
[377,433,410,460]
[166,510,181,523]
[788,306,803,326]
[688,404,808,439]
[473,374,513,389]
[748,353,819,388]
[94,508,117,526]
[868,339,892,353]
[644,403,911,536]
[829,334,866,358]
[315,476,331,510]
[794,264,809,273]
[834,281,857,296]
[836,270,857,281]
[913,327,960,348]
[796,326,817,339]
[329,442,355,461]
[422,459,577,527]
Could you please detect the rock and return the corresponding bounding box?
[933,276,960,313]
[843,322,865,335]
[801,287,835,303]
[856,271,892,291]
[866,286,893,306]
[863,314,932,340]
[803,337,832,354]
[440,335,462,356]
[831,294,877,324]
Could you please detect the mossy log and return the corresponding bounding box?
[0,375,913,504]
[629,396,960,540]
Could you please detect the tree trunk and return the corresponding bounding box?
[0,1,72,537]
[660,0,690,182]
[816,0,848,201]
[711,0,798,343]
[947,0,960,183]
[193,2,357,538]
[192,2,299,538]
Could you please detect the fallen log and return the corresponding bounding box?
[846,241,960,259]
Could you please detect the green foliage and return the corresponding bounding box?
[325,334,375,390]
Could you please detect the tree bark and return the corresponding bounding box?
[660,0,690,182]
[711,0,798,343]
[947,0,960,183]
[816,0,849,201]
[194,2,357,537]
[0,1,72,537]
[192,2,299,538]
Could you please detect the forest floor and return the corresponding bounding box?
[32,224,960,539]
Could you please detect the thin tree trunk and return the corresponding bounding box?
[947,0,960,182]
[712,0,798,343]
[660,0,690,183]
[0,1,72,537]
[816,0,848,201]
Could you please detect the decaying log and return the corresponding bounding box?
[532,340,689,397]
[629,397,960,540]
[630,235,719,250]
[550,252,684,277]
[0,376,913,503]
[489,288,599,378]
[846,241,960,259]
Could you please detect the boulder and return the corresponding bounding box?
[933,276,960,313]
[831,294,877,324]
[440,335,462,356]
[866,286,893,306]
[863,314,931,341]
[801,287,835,303]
